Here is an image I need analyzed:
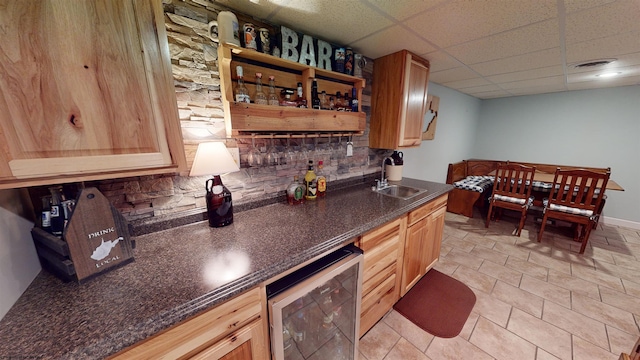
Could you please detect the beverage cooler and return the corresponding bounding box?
[266,245,363,360]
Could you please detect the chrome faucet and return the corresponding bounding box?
[376,156,395,190]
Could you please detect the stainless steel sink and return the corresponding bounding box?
[374,185,426,200]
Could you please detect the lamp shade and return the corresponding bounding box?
[189,142,240,177]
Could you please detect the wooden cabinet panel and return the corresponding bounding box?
[369,50,430,149]
[358,216,406,337]
[110,287,267,360]
[0,0,186,189]
[401,195,448,296]
[360,273,397,338]
[424,206,446,271]
[401,217,428,296]
[191,318,267,360]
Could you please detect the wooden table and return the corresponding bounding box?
[488,171,624,191]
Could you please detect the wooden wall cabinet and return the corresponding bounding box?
[401,194,447,296]
[356,216,407,337]
[218,44,366,136]
[369,50,430,149]
[110,287,269,360]
[0,0,187,190]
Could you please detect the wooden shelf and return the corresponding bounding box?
[219,44,367,136]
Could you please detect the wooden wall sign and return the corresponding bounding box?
[63,187,134,281]
[422,95,440,140]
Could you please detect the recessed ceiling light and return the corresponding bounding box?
[595,72,622,78]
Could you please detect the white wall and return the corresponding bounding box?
[475,86,640,223]
[0,190,40,320]
[402,83,482,182]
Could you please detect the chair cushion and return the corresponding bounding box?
[492,195,535,206]
[453,176,494,193]
[542,198,594,217]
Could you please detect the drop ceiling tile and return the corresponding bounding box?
[486,65,565,83]
[563,0,616,13]
[469,48,563,76]
[428,67,479,84]
[214,0,289,19]
[365,0,444,21]
[567,75,640,90]
[509,85,566,96]
[422,51,463,72]
[349,25,437,59]
[467,89,513,99]
[567,64,640,83]
[566,31,640,64]
[565,0,640,44]
[442,77,491,89]
[269,0,394,44]
[500,75,566,91]
[403,0,557,48]
[446,19,560,64]
[457,83,503,93]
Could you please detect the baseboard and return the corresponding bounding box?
[601,216,640,230]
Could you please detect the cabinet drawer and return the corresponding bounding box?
[362,262,396,298]
[362,235,400,285]
[408,194,448,225]
[360,274,397,337]
[359,217,404,251]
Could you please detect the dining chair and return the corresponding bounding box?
[486,163,536,236]
[537,168,610,254]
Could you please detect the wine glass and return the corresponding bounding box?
[265,136,279,166]
[284,137,297,167]
[247,136,263,167]
[299,137,310,167]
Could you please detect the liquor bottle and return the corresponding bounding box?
[320,91,329,110]
[280,89,297,107]
[254,72,268,105]
[41,196,51,232]
[311,78,320,109]
[351,86,359,112]
[234,66,250,103]
[329,96,335,110]
[343,92,351,112]
[296,82,307,108]
[286,175,305,205]
[267,76,279,106]
[304,160,317,200]
[335,91,343,110]
[316,160,326,197]
[49,186,65,236]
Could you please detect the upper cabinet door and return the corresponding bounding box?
[400,56,430,147]
[0,0,186,189]
[369,50,430,150]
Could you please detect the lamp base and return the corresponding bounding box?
[206,176,234,228]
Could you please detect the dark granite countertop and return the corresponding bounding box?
[0,178,452,359]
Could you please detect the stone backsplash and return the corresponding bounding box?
[31,0,391,222]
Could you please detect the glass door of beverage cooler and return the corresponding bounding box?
[267,245,363,360]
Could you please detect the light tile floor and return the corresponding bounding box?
[360,210,640,360]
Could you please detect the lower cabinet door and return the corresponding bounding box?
[401,217,428,296]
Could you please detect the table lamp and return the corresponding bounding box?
[189,142,240,227]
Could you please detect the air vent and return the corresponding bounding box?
[571,58,617,68]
